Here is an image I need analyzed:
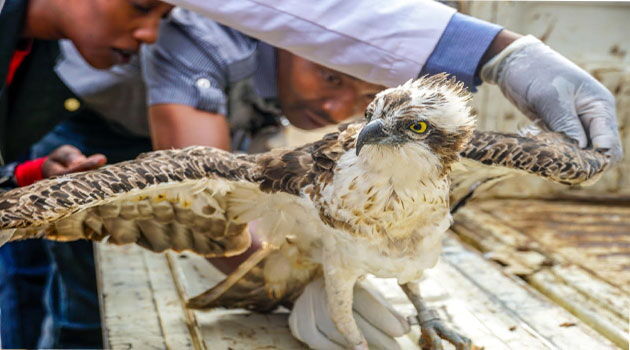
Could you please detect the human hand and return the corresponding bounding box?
[42,145,107,178]
[481,35,622,163]
[207,227,262,274]
[289,277,410,350]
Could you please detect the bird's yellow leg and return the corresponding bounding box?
[400,282,472,350]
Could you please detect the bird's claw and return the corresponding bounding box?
[417,310,472,350]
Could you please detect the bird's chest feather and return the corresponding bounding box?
[313,149,451,275]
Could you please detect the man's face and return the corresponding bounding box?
[276,50,384,130]
[65,0,172,69]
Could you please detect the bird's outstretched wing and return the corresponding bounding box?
[0,121,360,258]
[0,120,611,312]
[0,146,267,256]
[451,128,609,212]
[462,129,609,184]
[0,122,358,313]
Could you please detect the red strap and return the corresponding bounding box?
[15,157,48,187]
[6,40,33,85]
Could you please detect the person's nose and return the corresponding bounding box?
[133,17,161,44]
[322,95,355,123]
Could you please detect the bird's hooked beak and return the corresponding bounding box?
[356,119,388,156]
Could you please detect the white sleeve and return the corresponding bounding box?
[163,0,455,87]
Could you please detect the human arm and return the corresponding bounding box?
[421,16,621,162]
[142,9,258,151]
[149,104,231,151]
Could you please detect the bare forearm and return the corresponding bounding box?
[149,104,231,151]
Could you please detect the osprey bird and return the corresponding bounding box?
[0,75,608,349]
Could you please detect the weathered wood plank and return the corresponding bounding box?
[440,236,618,349]
[464,200,630,314]
[551,264,628,323]
[529,269,628,348]
[387,262,553,349]
[452,201,629,348]
[166,252,309,350]
[142,249,200,350]
[97,212,621,349]
[97,243,166,350]
[470,200,630,303]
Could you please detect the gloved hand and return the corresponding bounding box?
[289,277,410,350]
[481,35,622,163]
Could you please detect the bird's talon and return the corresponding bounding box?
[419,319,471,350]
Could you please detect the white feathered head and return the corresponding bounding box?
[355,74,476,167]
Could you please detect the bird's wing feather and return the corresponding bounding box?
[450,129,610,211]
[0,146,266,256]
[0,123,360,256]
[461,130,609,185]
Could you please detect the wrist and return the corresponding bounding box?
[14,157,48,187]
[478,29,521,69]
[480,34,542,84]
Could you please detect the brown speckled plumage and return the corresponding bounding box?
[0,128,608,309]
[0,147,254,226]
[0,76,610,316]
[462,130,608,185]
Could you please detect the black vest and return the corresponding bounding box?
[0,0,92,164]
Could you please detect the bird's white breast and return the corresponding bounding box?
[311,145,452,281]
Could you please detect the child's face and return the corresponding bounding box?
[65,0,172,69]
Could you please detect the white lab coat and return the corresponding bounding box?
[164,0,455,87]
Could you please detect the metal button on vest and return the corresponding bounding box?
[64,98,81,112]
[196,78,211,89]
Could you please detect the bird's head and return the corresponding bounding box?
[355,74,476,170]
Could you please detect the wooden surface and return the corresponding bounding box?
[96,200,624,349]
[452,199,629,348]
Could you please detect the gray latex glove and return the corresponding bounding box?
[481,35,622,163]
[289,277,410,350]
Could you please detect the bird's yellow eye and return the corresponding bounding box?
[409,121,428,133]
